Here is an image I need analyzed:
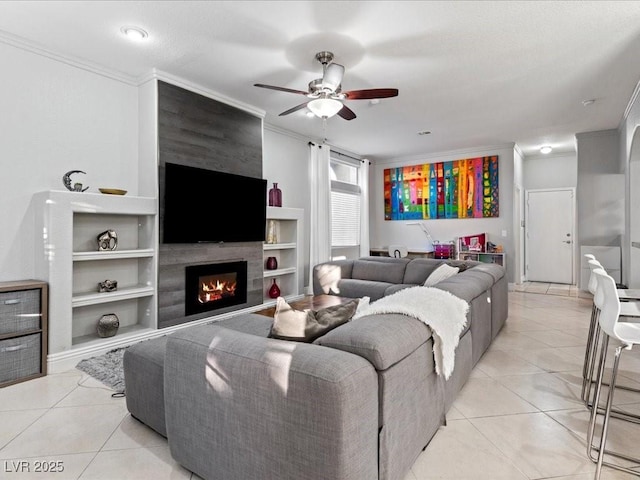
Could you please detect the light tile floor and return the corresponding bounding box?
[1,290,640,479]
[513,281,582,297]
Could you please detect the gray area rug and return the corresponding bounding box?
[76,347,127,392]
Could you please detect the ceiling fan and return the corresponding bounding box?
[254,51,398,120]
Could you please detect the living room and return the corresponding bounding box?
[2,2,640,479]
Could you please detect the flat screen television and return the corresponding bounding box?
[162,162,267,244]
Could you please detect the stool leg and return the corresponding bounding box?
[585,321,602,408]
[594,344,623,480]
[587,333,609,462]
[582,304,599,403]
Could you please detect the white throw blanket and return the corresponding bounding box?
[352,286,469,380]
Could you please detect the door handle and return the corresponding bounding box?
[563,240,572,244]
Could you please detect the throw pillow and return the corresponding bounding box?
[269,297,360,342]
[423,263,459,287]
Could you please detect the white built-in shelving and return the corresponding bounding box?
[263,207,303,303]
[34,190,158,372]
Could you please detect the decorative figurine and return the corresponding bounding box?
[98,280,118,293]
[62,170,89,192]
[97,229,118,251]
[97,313,119,338]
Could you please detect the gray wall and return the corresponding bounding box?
[157,81,264,328]
[576,129,624,248]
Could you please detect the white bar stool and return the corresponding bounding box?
[582,258,640,405]
[586,269,640,479]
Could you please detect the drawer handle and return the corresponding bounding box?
[3,299,21,305]
[0,344,28,353]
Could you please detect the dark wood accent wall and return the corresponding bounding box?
[157,81,263,329]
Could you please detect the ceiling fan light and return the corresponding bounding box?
[307,98,343,118]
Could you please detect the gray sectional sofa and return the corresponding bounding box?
[123,256,507,480]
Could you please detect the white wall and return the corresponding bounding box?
[262,125,312,286]
[0,41,138,282]
[619,82,640,287]
[0,35,321,291]
[523,152,577,190]
[512,147,524,284]
[370,144,516,282]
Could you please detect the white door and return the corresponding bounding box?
[525,188,574,284]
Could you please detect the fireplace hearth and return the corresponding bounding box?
[185,261,247,316]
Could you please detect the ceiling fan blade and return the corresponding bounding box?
[337,104,356,121]
[343,88,399,100]
[323,63,345,91]
[254,83,309,96]
[279,102,310,116]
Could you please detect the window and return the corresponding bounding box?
[330,156,363,255]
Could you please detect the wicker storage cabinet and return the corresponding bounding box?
[0,280,48,387]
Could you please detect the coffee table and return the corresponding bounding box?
[255,294,353,317]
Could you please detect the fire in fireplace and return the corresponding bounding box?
[185,261,247,316]
[198,273,237,304]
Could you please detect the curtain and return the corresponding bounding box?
[359,158,370,257]
[308,143,332,292]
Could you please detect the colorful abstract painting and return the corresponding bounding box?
[384,156,499,220]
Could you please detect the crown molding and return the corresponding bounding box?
[513,143,525,160]
[374,142,515,166]
[575,129,618,139]
[142,69,265,118]
[623,78,640,122]
[263,122,320,143]
[0,29,138,86]
[0,31,267,119]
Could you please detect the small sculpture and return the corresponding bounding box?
[62,170,89,192]
[97,313,119,338]
[97,230,118,251]
[98,280,118,293]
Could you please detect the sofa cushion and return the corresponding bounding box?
[315,313,433,371]
[423,263,459,286]
[466,262,505,282]
[351,258,410,284]
[433,271,493,303]
[269,297,359,342]
[337,279,394,301]
[402,259,444,285]
[384,284,416,296]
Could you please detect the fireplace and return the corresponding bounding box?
[185,261,247,316]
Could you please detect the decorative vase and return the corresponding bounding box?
[266,256,278,270]
[97,313,120,338]
[268,182,282,207]
[268,279,281,299]
[266,219,278,244]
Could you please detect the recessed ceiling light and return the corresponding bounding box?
[540,145,553,154]
[120,26,148,41]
